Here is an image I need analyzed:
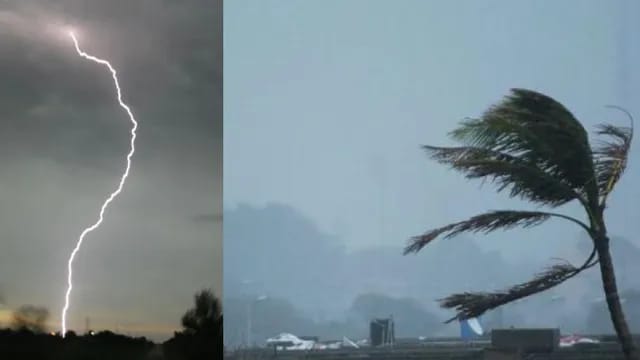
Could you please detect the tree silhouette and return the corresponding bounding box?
[405,89,637,359]
[181,289,222,336]
[164,289,223,360]
[10,305,49,333]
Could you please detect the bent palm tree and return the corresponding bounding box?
[405,89,636,359]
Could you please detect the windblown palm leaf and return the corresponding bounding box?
[423,145,583,207]
[405,210,560,255]
[449,89,598,202]
[439,248,597,322]
[593,106,634,203]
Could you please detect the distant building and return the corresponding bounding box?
[370,318,394,346]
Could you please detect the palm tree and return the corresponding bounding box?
[404,89,636,359]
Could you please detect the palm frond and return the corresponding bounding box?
[439,249,598,322]
[447,89,597,202]
[404,211,552,255]
[423,145,583,207]
[593,106,634,203]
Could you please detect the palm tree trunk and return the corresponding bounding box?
[596,242,639,360]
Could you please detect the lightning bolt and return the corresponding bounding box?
[61,31,138,337]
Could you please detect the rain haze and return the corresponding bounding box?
[224,0,640,345]
[0,0,221,341]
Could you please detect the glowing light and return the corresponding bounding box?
[61,32,138,337]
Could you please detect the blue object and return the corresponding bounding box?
[460,317,484,341]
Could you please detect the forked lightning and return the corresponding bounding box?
[61,31,138,337]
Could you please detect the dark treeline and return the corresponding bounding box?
[0,289,223,359]
[0,330,154,360]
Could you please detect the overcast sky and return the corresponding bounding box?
[0,0,221,340]
[225,0,639,262]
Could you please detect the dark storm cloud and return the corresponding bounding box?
[0,0,221,169]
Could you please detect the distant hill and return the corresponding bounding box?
[223,203,575,344]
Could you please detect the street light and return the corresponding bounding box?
[247,295,268,348]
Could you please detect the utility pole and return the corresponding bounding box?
[246,301,252,347]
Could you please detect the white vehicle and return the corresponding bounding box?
[266,333,315,351]
[559,335,600,348]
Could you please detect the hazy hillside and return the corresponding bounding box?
[223,203,640,346]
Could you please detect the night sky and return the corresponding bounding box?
[0,0,221,340]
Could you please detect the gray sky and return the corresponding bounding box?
[225,0,640,264]
[0,0,221,340]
